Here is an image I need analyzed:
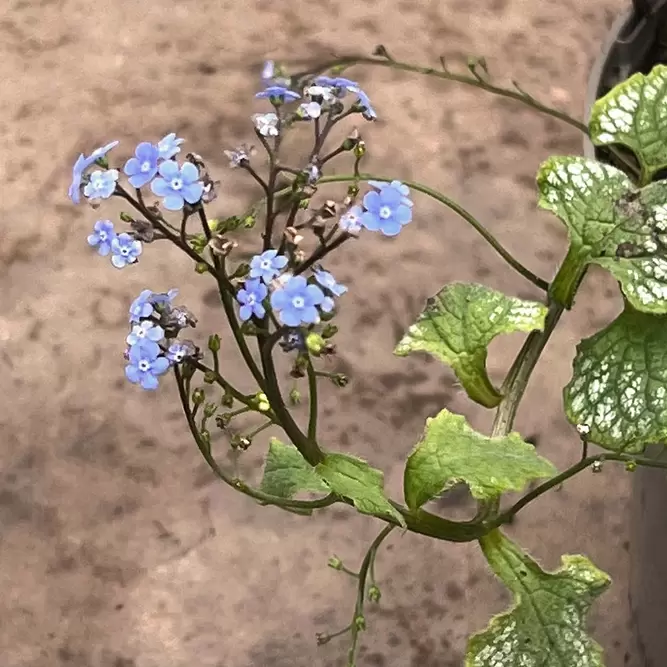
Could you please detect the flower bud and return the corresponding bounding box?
[208,334,221,353]
[306,332,326,356]
[221,392,234,408]
[203,371,216,384]
[330,373,348,388]
[203,402,218,418]
[119,211,135,223]
[354,615,366,632]
[231,434,252,450]
[625,460,637,472]
[289,388,301,405]
[353,141,366,158]
[195,262,209,274]
[322,324,338,339]
[255,392,271,412]
[215,413,232,428]
[367,585,381,603]
[327,555,343,570]
[192,387,206,405]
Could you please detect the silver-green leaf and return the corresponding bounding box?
[466,530,610,667]
[395,282,547,408]
[564,305,667,453]
[403,409,556,510]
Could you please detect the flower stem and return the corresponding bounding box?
[308,174,549,291]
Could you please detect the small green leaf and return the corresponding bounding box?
[538,156,667,313]
[466,530,610,667]
[260,438,330,498]
[589,65,667,182]
[564,305,667,453]
[403,410,556,510]
[315,453,405,527]
[394,282,548,408]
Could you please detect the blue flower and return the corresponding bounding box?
[110,233,142,269]
[367,180,413,207]
[321,296,335,313]
[68,140,119,204]
[129,290,156,323]
[338,204,364,234]
[126,320,165,346]
[83,169,119,201]
[270,275,325,326]
[361,185,412,237]
[150,161,203,211]
[256,85,301,103]
[314,269,347,297]
[355,90,377,120]
[261,60,275,84]
[249,249,288,284]
[157,133,184,160]
[314,76,360,96]
[125,340,170,390]
[87,219,116,256]
[236,278,268,321]
[166,341,190,365]
[124,142,160,188]
[128,288,179,323]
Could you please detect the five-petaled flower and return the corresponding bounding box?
[256,85,301,103]
[270,275,325,326]
[338,204,364,235]
[361,183,412,236]
[110,233,143,269]
[151,161,203,211]
[87,220,116,256]
[125,340,170,390]
[83,169,119,201]
[166,341,191,365]
[128,288,179,323]
[68,140,119,204]
[236,278,268,321]
[249,249,288,284]
[252,112,280,137]
[124,142,160,188]
[314,269,348,297]
[368,180,413,208]
[126,320,165,347]
[157,133,184,160]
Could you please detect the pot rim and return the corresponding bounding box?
[584,10,636,158]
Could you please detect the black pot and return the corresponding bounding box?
[584,3,667,666]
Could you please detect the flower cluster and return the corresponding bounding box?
[124,289,199,390]
[235,248,348,327]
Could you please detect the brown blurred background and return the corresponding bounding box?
[0,0,635,665]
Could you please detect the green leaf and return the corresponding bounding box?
[589,64,667,182]
[466,530,610,667]
[538,156,667,313]
[260,438,330,498]
[564,305,667,453]
[394,282,548,408]
[315,453,405,527]
[403,410,556,510]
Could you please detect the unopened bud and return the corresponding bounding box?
[195,262,209,274]
[591,460,603,473]
[327,555,343,570]
[203,371,216,384]
[231,434,252,450]
[256,392,271,412]
[322,324,338,339]
[306,332,326,356]
[203,402,218,418]
[353,141,366,158]
[330,373,348,388]
[119,211,135,223]
[208,334,221,353]
[625,460,637,472]
[576,423,591,438]
[289,388,301,405]
[192,387,206,405]
[215,413,232,428]
[354,615,366,632]
[221,392,234,408]
[367,585,381,603]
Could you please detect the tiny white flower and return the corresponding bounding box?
[252,112,280,137]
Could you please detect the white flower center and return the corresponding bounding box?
[173,351,184,361]
[379,205,392,219]
[140,160,152,173]
[260,259,272,270]
[247,294,256,305]
[170,177,183,191]
[139,360,150,372]
[99,231,108,241]
[292,296,305,309]
[121,247,129,255]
